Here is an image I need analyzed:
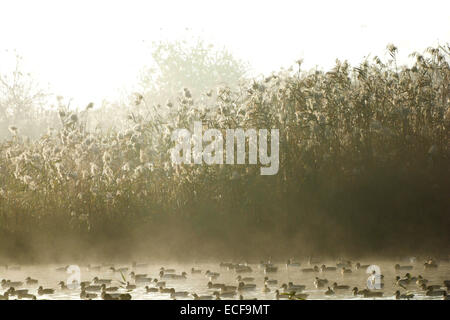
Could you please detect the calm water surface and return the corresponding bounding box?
[2,259,449,300]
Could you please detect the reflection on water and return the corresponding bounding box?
[1,260,449,300]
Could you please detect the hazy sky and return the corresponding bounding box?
[1,0,449,106]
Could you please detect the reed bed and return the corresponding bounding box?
[0,45,449,262]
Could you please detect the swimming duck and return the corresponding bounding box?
[238,282,256,291]
[79,281,92,287]
[355,263,370,270]
[208,272,220,281]
[7,287,29,296]
[119,293,132,300]
[214,291,236,298]
[221,285,237,292]
[159,287,173,294]
[92,277,112,285]
[18,292,37,300]
[145,286,158,293]
[275,289,290,300]
[55,266,68,272]
[282,282,306,292]
[302,265,319,273]
[160,271,187,280]
[314,277,328,288]
[101,291,120,300]
[153,279,166,287]
[325,287,335,295]
[403,273,417,282]
[416,276,428,286]
[259,261,274,269]
[87,264,101,272]
[125,282,136,290]
[341,267,352,275]
[332,282,350,290]
[38,286,55,295]
[395,276,410,289]
[289,282,306,290]
[160,267,176,273]
[352,287,383,298]
[159,271,173,279]
[264,266,278,274]
[100,284,119,292]
[363,291,384,298]
[423,284,443,291]
[336,261,352,268]
[235,266,252,274]
[10,280,24,287]
[235,263,245,270]
[426,289,446,297]
[80,283,102,292]
[25,277,38,285]
[173,272,188,280]
[132,261,148,269]
[135,277,152,284]
[205,270,220,280]
[395,290,414,300]
[219,262,231,268]
[192,293,213,300]
[289,292,309,300]
[227,264,239,271]
[1,280,23,288]
[191,268,202,274]
[80,289,97,299]
[207,281,225,289]
[129,271,147,279]
[395,264,413,271]
[264,277,278,286]
[320,265,337,272]
[262,285,271,293]
[286,259,301,268]
[352,287,366,296]
[170,289,189,298]
[236,275,254,282]
[57,280,72,290]
[424,260,438,270]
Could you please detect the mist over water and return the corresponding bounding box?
[1,259,449,300]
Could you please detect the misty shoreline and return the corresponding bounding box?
[0,44,449,264]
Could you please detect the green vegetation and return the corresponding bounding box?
[0,44,449,262]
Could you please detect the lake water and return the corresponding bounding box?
[1,259,449,300]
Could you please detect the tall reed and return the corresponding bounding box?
[0,45,448,262]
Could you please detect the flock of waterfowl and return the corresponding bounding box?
[0,258,449,300]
